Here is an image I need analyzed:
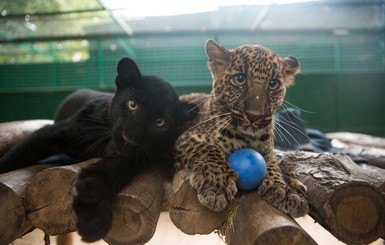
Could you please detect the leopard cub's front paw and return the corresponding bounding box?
[280,178,309,217]
[257,177,308,218]
[72,176,112,242]
[257,177,286,204]
[190,165,238,212]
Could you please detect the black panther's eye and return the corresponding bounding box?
[231,74,247,86]
[269,79,281,90]
[127,99,139,111]
[155,118,165,127]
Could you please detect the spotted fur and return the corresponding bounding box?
[175,39,308,217]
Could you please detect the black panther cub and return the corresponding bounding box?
[0,58,197,242]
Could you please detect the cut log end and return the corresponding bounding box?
[329,184,385,243]
[170,182,229,235]
[0,183,27,245]
[169,171,228,235]
[104,171,166,245]
[24,167,79,235]
[23,159,100,235]
[0,165,50,244]
[104,198,159,245]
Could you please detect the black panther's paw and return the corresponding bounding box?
[72,176,112,242]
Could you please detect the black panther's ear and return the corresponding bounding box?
[116,58,142,88]
[180,102,199,122]
[117,57,141,77]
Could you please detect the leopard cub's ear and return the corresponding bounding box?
[283,56,300,75]
[282,56,300,86]
[205,39,231,80]
[179,101,199,122]
[206,39,230,62]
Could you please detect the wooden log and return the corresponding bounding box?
[24,159,99,235]
[24,159,165,245]
[326,132,385,149]
[327,132,385,169]
[104,169,165,245]
[276,151,385,244]
[0,119,54,244]
[360,163,385,186]
[330,138,385,169]
[0,165,50,245]
[0,120,53,157]
[169,169,316,244]
[225,194,317,245]
[169,169,229,235]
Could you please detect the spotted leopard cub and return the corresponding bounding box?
[175,39,308,217]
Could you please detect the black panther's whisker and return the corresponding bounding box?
[183,112,231,134]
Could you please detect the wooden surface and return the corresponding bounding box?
[277,151,385,244]
[0,119,166,244]
[0,120,53,245]
[12,214,385,245]
[170,169,316,245]
[170,150,385,245]
[22,159,166,245]
[1,120,385,244]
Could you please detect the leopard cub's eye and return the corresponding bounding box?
[231,74,247,86]
[155,118,166,127]
[269,79,281,90]
[127,99,139,111]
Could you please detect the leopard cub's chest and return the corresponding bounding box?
[204,121,272,158]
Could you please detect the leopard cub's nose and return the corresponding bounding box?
[246,112,264,123]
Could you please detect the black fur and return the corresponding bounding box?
[0,58,198,242]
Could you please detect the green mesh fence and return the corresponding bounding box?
[1,32,384,91]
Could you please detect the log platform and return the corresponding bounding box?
[0,120,384,245]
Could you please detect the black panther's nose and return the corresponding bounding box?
[123,135,140,148]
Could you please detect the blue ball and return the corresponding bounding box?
[228,149,267,191]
